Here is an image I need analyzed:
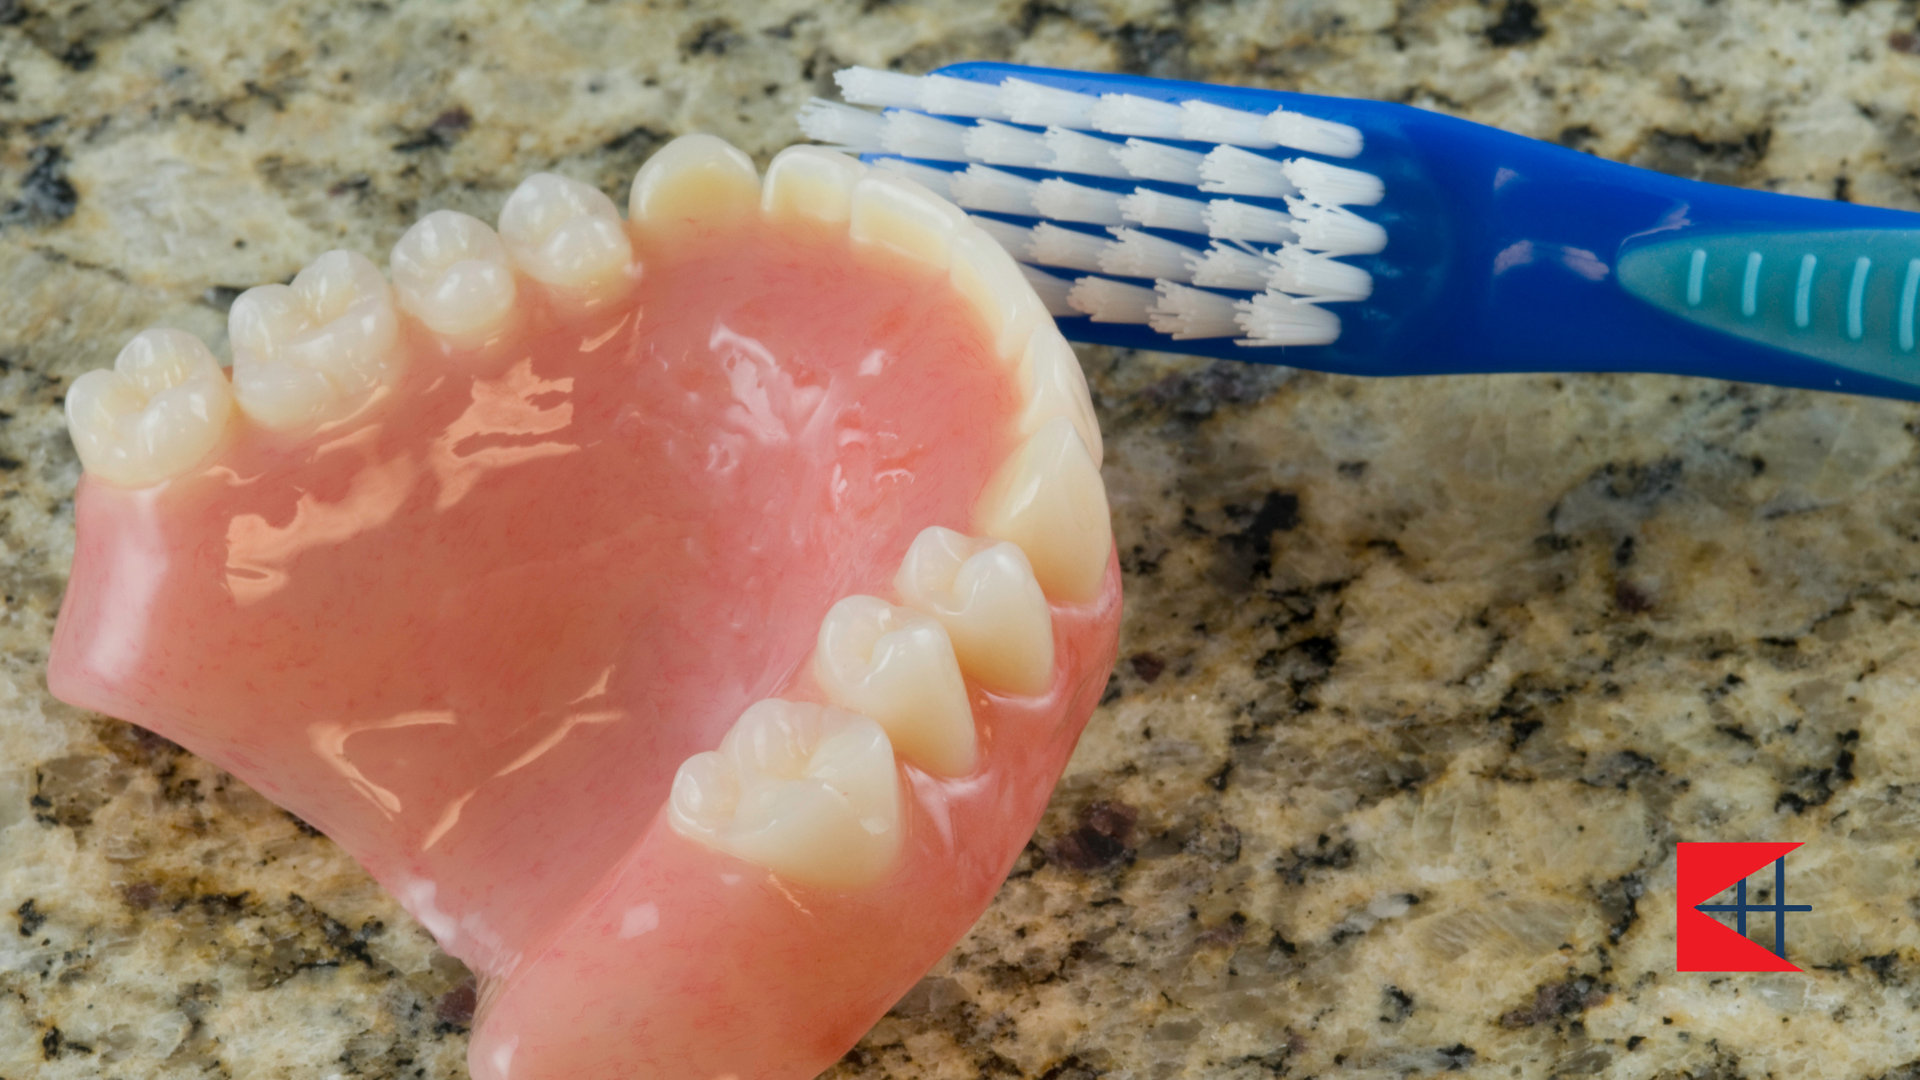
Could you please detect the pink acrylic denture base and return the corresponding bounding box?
[49,212,1123,1079]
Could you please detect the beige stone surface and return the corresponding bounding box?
[7,0,1920,1077]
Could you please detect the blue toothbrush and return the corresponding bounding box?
[798,61,1920,403]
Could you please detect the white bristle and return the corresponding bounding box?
[881,110,973,161]
[1044,127,1130,179]
[1149,282,1242,339]
[1288,199,1388,255]
[1115,139,1206,185]
[1267,244,1373,302]
[875,158,957,201]
[921,73,1010,119]
[965,120,1052,168]
[1204,199,1299,244]
[1235,291,1342,346]
[950,165,1041,216]
[1265,109,1365,158]
[1178,101,1276,147]
[1117,188,1210,234]
[835,67,925,110]
[1198,145,1298,198]
[1068,277,1157,323]
[798,98,886,151]
[1282,158,1385,206]
[970,215,1037,260]
[1021,264,1078,317]
[1088,94,1187,138]
[1029,222,1113,273]
[1002,78,1099,128]
[1032,178,1127,225]
[1189,241,1276,290]
[1099,228,1200,283]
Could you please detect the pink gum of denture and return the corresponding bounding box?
[48,142,1122,1079]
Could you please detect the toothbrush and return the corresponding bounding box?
[800,61,1920,403]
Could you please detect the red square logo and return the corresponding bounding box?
[1676,842,1808,972]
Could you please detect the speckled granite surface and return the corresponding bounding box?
[7,1,1920,1077]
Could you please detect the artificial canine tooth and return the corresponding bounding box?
[389,210,517,347]
[762,145,867,225]
[630,134,762,227]
[667,699,902,890]
[849,171,967,269]
[67,328,234,487]
[814,595,977,777]
[230,250,401,430]
[499,173,635,301]
[895,527,1055,696]
[976,415,1112,604]
[950,225,1046,363]
[1015,326,1103,465]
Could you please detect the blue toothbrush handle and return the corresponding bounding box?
[933,62,1920,402]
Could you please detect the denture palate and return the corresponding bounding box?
[50,134,1122,1080]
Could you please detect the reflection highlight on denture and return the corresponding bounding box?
[53,131,1120,1080]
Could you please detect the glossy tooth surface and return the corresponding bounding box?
[762,145,868,225]
[895,527,1054,695]
[389,210,518,346]
[667,700,902,890]
[849,171,968,269]
[1015,326,1102,466]
[631,133,762,227]
[950,225,1045,363]
[975,416,1111,604]
[67,329,234,487]
[814,595,977,777]
[230,250,401,429]
[498,173,635,300]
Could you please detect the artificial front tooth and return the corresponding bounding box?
[629,133,761,227]
[949,225,1045,364]
[498,173,635,300]
[762,145,868,225]
[66,329,234,487]
[814,595,977,777]
[1014,327,1102,465]
[389,210,517,346]
[230,250,401,429]
[849,171,968,270]
[667,699,902,890]
[975,416,1111,605]
[895,527,1055,696]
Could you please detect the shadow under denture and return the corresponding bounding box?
[47,135,1123,1080]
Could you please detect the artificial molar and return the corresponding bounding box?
[389,209,518,348]
[667,699,902,890]
[813,594,977,777]
[895,526,1055,696]
[630,132,762,227]
[65,328,234,487]
[496,172,635,303]
[976,415,1113,605]
[229,249,402,429]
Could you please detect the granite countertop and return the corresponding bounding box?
[7,1,1920,1077]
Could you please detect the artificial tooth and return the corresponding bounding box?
[813,595,977,777]
[849,171,968,270]
[949,225,1045,364]
[630,133,762,227]
[389,210,518,347]
[497,173,635,302]
[894,527,1055,696]
[667,699,902,891]
[975,416,1111,605]
[229,250,401,430]
[1014,326,1103,466]
[761,145,867,225]
[66,328,235,487]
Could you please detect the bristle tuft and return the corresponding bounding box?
[1265,109,1365,158]
[920,73,1009,119]
[970,216,1037,259]
[1044,127,1130,179]
[834,67,925,110]
[1235,291,1342,346]
[1001,78,1099,128]
[873,158,957,201]
[880,111,973,162]
[1189,242,1275,290]
[1115,139,1205,185]
[1117,188,1210,234]
[1068,277,1158,323]
[1149,282,1242,339]
[951,165,1041,216]
[965,120,1052,168]
[1178,101,1275,147]
[1021,264,1079,317]
[1204,199,1299,244]
[1282,158,1385,206]
[798,98,886,151]
[1287,199,1388,255]
[1087,94,1186,138]
[1198,146,1298,198]
[1100,228,1201,283]
[1032,178,1127,225]
[1029,222,1113,273]
[1267,245,1373,302]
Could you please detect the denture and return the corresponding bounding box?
[47,135,1122,1079]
